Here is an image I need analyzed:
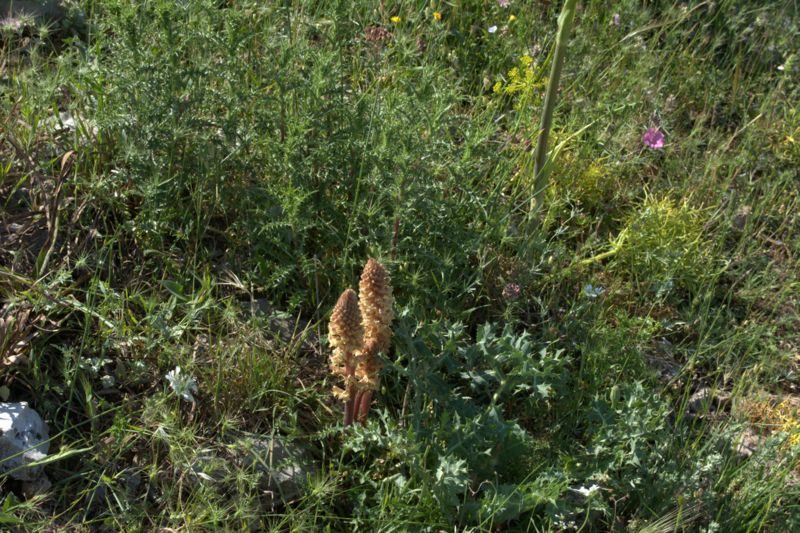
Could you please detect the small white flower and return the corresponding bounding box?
[488,25,498,34]
[165,366,198,403]
[574,484,600,497]
[583,283,605,298]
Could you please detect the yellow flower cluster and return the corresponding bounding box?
[766,399,800,448]
[740,395,800,450]
[493,54,544,97]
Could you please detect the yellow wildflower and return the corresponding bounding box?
[493,53,545,99]
[509,15,517,22]
[584,162,605,180]
[433,11,442,21]
[390,16,401,23]
[524,67,535,83]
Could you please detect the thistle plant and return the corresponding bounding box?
[328,259,393,426]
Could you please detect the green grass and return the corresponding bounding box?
[1,0,799,530]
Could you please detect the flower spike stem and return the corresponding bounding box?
[529,0,578,223]
[344,369,356,426]
[355,390,372,424]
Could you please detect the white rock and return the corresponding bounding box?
[234,437,315,510]
[21,475,51,498]
[0,402,49,481]
[735,428,764,458]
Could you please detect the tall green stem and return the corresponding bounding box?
[530,0,578,218]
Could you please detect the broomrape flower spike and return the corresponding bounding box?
[358,259,394,354]
[328,259,394,426]
[328,288,363,425]
[355,259,394,423]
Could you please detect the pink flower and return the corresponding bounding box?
[503,283,521,301]
[611,14,620,27]
[497,0,510,7]
[642,127,665,149]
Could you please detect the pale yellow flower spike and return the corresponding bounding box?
[353,259,394,423]
[328,288,363,420]
[358,258,394,355]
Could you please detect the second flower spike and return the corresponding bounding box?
[329,288,363,425]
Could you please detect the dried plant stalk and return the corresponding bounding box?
[328,288,363,425]
[0,307,32,367]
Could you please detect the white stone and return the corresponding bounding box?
[0,402,49,481]
[234,437,315,510]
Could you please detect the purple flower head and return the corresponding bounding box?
[497,0,510,7]
[642,127,665,150]
[1,18,24,31]
[503,283,521,301]
[611,14,621,27]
